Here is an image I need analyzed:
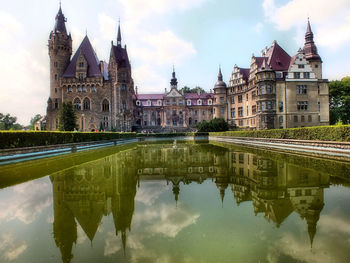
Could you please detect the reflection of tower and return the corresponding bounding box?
[111,152,137,254]
[51,174,77,263]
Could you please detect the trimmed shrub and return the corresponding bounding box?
[0,131,209,149]
[210,125,350,142]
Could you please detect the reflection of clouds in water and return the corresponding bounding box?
[104,231,121,256]
[0,180,52,224]
[267,220,350,263]
[147,203,200,238]
[0,232,27,261]
[77,225,87,245]
[135,181,170,206]
[319,212,350,235]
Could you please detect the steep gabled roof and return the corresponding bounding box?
[62,36,102,78]
[240,68,250,81]
[112,45,130,68]
[265,41,291,71]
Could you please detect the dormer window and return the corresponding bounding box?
[208,99,212,105]
[136,100,141,106]
[147,100,152,106]
[197,99,202,105]
[157,100,162,106]
[79,62,84,68]
[187,99,191,106]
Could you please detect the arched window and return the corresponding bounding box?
[208,99,212,105]
[102,99,109,112]
[197,99,202,105]
[73,98,81,110]
[83,98,90,110]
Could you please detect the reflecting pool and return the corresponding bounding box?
[0,140,350,263]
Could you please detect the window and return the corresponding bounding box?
[259,85,265,95]
[179,99,183,105]
[79,62,84,68]
[303,72,310,79]
[102,99,109,112]
[238,107,243,117]
[91,85,96,92]
[279,116,283,123]
[83,98,90,110]
[252,105,256,114]
[260,102,265,111]
[297,101,308,110]
[103,116,109,128]
[220,107,225,114]
[294,72,300,79]
[239,120,243,126]
[246,106,249,116]
[238,95,242,103]
[301,115,305,122]
[136,100,141,106]
[82,85,87,92]
[220,97,224,104]
[194,110,198,116]
[78,73,84,81]
[198,99,202,105]
[158,100,162,106]
[121,84,127,91]
[279,101,283,112]
[252,91,256,99]
[298,64,305,69]
[147,100,151,106]
[318,85,320,94]
[246,93,248,100]
[54,99,58,109]
[55,88,57,93]
[318,102,321,111]
[166,109,170,115]
[173,99,176,105]
[74,98,81,110]
[77,85,82,93]
[202,110,205,116]
[187,99,191,106]
[231,108,236,118]
[231,97,235,104]
[266,85,272,94]
[294,115,298,122]
[68,85,72,93]
[308,115,312,122]
[166,100,170,106]
[315,64,319,68]
[208,99,212,105]
[267,101,272,110]
[54,61,58,67]
[172,109,177,116]
[54,74,58,81]
[297,85,307,94]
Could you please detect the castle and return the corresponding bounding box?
[46,5,329,131]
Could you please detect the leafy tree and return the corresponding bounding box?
[29,114,43,130]
[329,77,350,124]
[182,86,206,94]
[197,118,229,132]
[0,113,21,130]
[58,101,77,131]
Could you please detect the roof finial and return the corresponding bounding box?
[117,18,122,46]
[218,65,223,81]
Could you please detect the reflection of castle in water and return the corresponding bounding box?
[50,142,330,262]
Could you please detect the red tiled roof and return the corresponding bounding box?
[136,94,165,100]
[62,36,102,78]
[184,93,214,99]
[240,68,250,81]
[265,41,291,71]
[255,57,268,68]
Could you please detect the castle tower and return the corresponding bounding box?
[170,66,178,89]
[47,4,72,130]
[303,19,322,79]
[108,22,135,131]
[213,67,228,120]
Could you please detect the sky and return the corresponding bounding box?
[1,0,350,125]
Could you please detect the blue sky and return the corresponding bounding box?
[1,0,350,125]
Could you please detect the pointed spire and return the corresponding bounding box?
[170,66,178,88]
[218,66,223,81]
[117,18,122,47]
[121,230,127,256]
[303,18,321,61]
[54,2,67,34]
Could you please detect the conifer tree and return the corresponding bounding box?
[58,101,77,131]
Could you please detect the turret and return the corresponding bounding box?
[213,67,227,119]
[170,66,178,89]
[303,19,322,79]
[47,3,72,129]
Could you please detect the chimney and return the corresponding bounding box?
[165,88,167,94]
[135,86,138,94]
[197,89,200,96]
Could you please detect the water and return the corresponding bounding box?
[0,140,350,263]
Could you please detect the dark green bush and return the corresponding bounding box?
[210,125,350,142]
[197,118,229,132]
[0,131,209,149]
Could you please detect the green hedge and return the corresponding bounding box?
[0,131,209,149]
[210,125,350,142]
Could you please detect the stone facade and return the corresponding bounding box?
[46,6,329,132]
[46,6,134,132]
[221,19,329,129]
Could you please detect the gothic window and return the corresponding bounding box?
[102,99,110,112]
[82,85,87,92]
[77,85,82,92]
[68,85,72,93]
[83,98,90,110]
[54,99,58,109]
[294,115,298,122]
[73,98,81,110]
[78,73,84,81]
[279,102,283,112]
[121,84,127,91]
[103,117,109,128]
[91,85,96,92]
[122,101,126,110]
[267,101,272,110]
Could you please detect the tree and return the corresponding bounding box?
[58,101,77,131]
[0,113,21,130]
[197,118,229,132]
[329,77,350,125]
[29,114,43,130]
[182,86,206,94]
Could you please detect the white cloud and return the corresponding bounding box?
[0,232,27,261]
[262,0,350,49]
[135,181,170,206]
[98,13,117,40]
[253,22,264,34]
[104,231,121,256]
[0,180,52,224]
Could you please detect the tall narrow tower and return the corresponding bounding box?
[47,4,72,130]
[303,19,322,79]
[213,67,228,120]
